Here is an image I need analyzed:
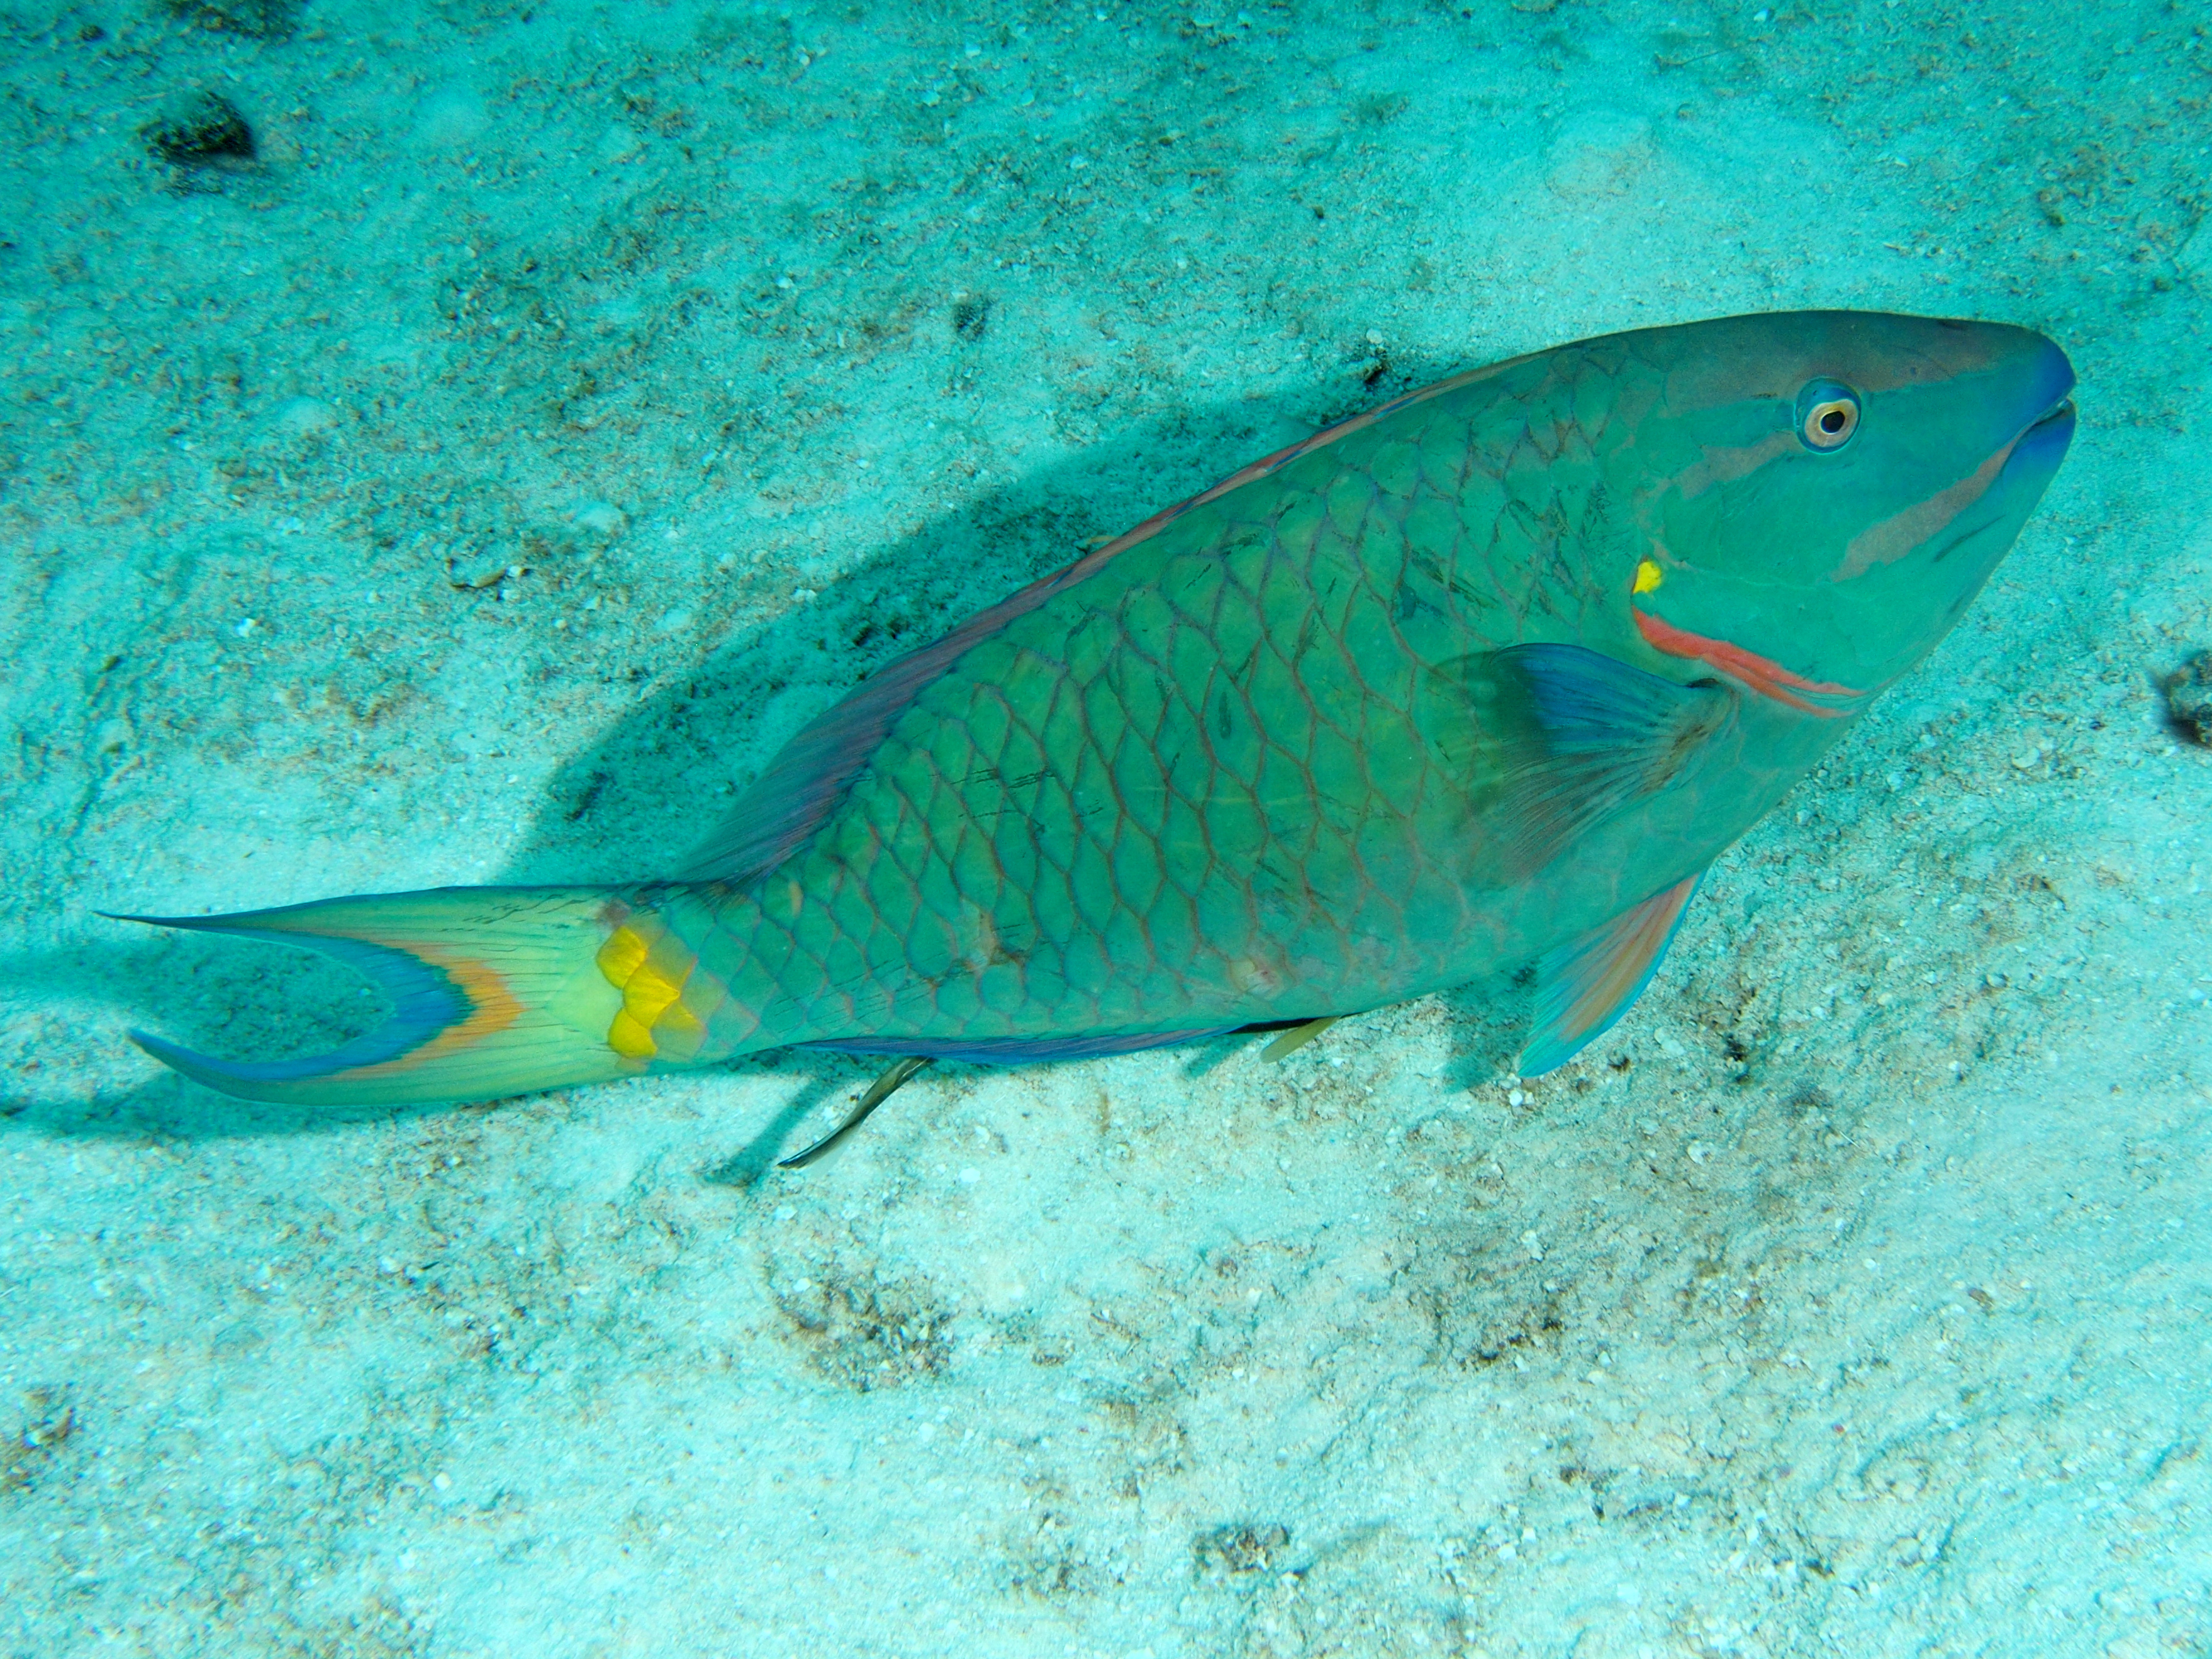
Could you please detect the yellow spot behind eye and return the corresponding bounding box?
[1633,558,1664,595]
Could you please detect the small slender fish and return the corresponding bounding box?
[121,311,2074,1112]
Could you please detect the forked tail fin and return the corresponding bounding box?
[115,886,639,1107]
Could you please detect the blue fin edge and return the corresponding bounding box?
[111,914,466,1086]
[801,1027,1235,1065]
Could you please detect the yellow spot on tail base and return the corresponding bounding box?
[1633,558,1664,595]
[595,922,693,1061]
[608,1008,658,1059]
[596,925,648,986]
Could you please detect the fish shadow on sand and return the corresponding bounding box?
[31,357,1477,1147]
[488,355,1461,887]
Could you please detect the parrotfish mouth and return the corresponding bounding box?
[1924,393,2076,569]
[2001,394,2077,478]
[1628,607,1869,718]
[2013,396,2077,466]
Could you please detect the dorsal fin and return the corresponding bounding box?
[676,375,1531,888]
[677,544,1139,885]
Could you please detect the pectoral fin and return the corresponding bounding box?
[1517,869,1704,1077]
[1452,644,1736,880]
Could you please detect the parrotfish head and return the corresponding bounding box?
[1616,311,2074,718]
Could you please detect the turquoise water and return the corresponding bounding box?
[3,2,2208,1653]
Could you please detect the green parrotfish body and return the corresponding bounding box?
[125,311,2075,1109]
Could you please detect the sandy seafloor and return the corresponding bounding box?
[1,0,2209,1653]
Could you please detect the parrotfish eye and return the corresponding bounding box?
[1794,379,1861,452]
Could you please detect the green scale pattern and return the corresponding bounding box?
[662,343,1679,1059]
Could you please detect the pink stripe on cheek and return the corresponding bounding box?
[1833,437,2014,581]
[1633,608,1863,718]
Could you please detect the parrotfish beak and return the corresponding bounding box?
[1996,381,2077,499]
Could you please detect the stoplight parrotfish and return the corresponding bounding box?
[121,311,2075,1115]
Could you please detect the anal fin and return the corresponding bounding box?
[1517,869,1704,1077]
[800,1028,1229,1064]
